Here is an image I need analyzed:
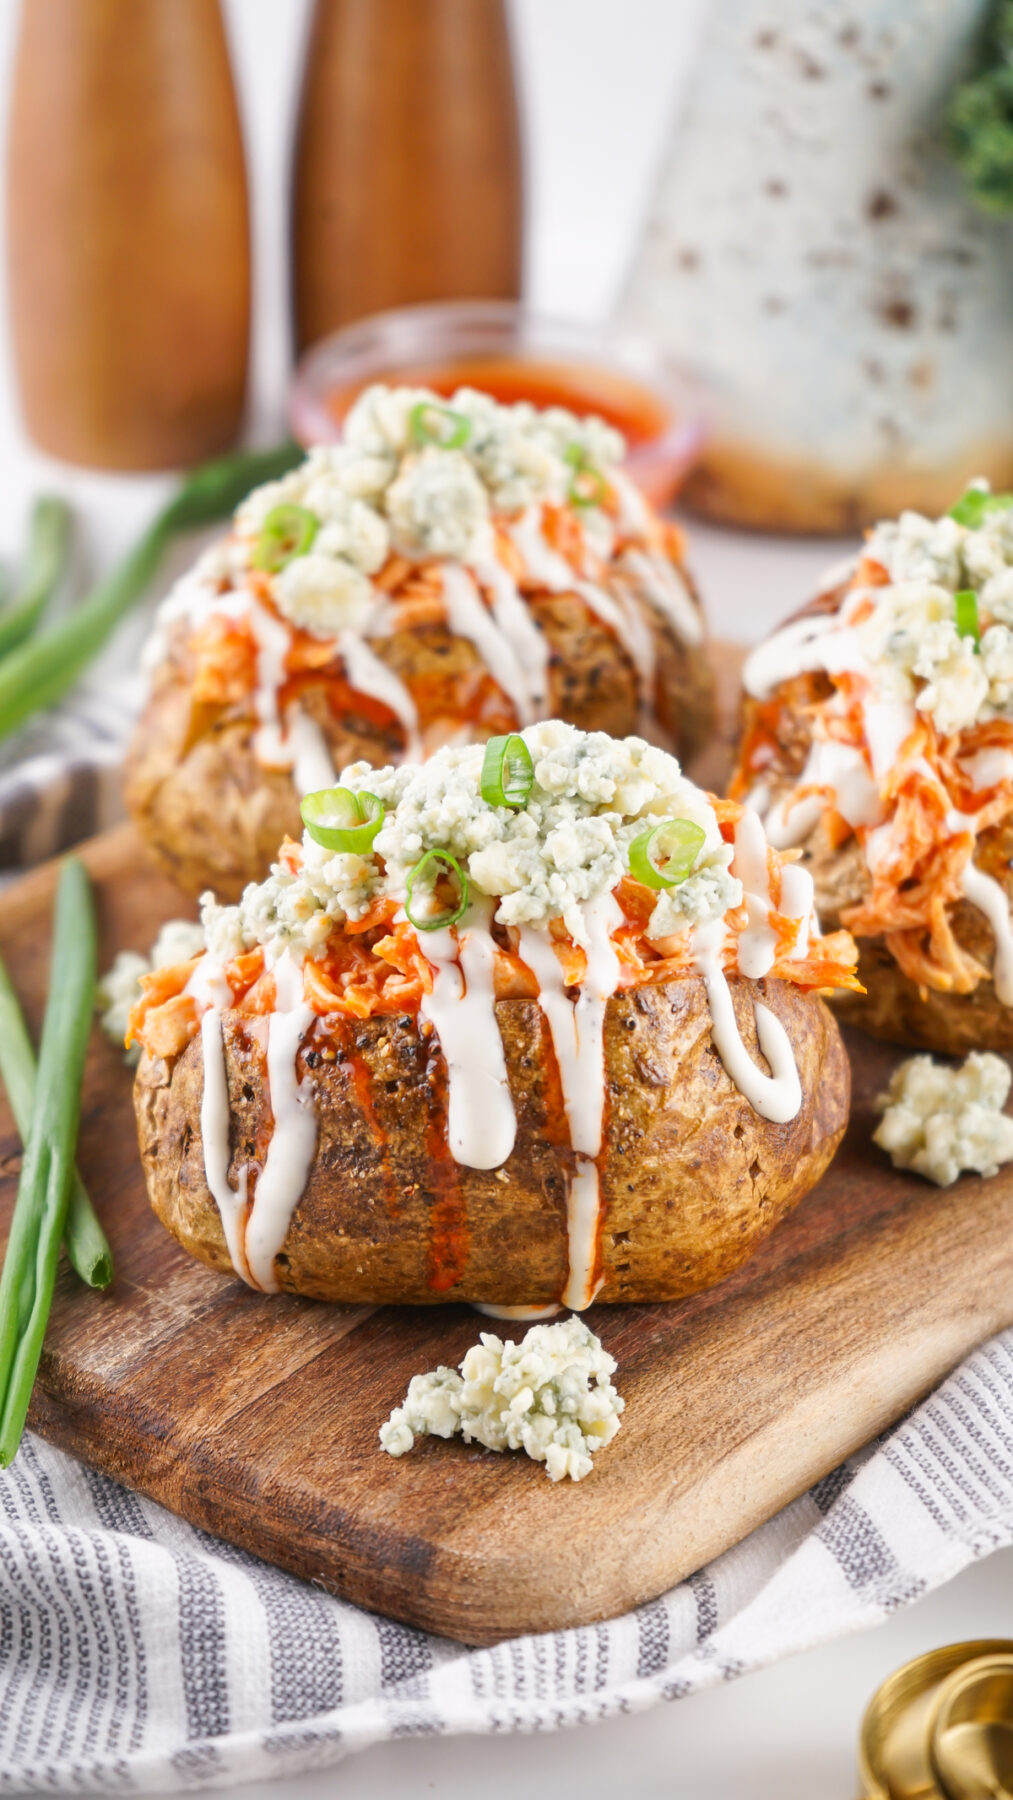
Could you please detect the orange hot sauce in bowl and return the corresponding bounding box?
[289,302,707,509]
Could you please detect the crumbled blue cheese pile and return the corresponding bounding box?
[227,384,626,634]
[379,1315,624,1483]
[854,491,1013,736]
[97,918,205,1059]
[202,720,738,964]
[873,1051,1013,1186]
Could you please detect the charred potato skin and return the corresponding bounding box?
[737,675,1013,1054]
[133,974,848,1306]
[125,583,716,901]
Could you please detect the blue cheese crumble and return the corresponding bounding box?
[873,1051,1013,1186]
[191,383,630,638]
[379,1315,624,1482]
[854,489,1013,735]
[202,720,739,962]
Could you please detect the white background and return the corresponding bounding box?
[0,3,1007,1796]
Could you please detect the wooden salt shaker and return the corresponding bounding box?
[7,0,251,470]
[291,0,523,352]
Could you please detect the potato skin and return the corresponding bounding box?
[133,975,849,1306]
[125,583,715,900]
[738,667,1013,1054]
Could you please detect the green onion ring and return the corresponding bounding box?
[301,787,384,853]
[253,502,319,573]
[405,849,470,932]
[954,588,981,647]
[480,734,534,808]
[564,443,608,509]
[949,487,1013,529]
[408,401,472,450]
[628,818,706,890]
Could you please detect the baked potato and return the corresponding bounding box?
[731,487,1013,1053]
[129,722,855,1309]
[127,384,715,900]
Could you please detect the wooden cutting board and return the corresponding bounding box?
[3,823,1013,1647]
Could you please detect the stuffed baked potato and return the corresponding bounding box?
[127,385,714,900]
[129,722,855,1308]
[732,487,1013,1052]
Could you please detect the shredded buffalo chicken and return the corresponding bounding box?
[127,795,860,1060]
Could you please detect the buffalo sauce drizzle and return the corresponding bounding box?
[423,1031,469,1292]
[336,1021,400,1219]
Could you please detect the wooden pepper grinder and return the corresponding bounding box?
[291,0,523,352]
[6,0,251,470]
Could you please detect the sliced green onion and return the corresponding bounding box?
[409,401,472,450]
[301,787,384,854]
[405,849,470,932]
[564,443,608,509]
[628,818,706,890]
[949,486,1013,528]
[480,734,534,808]
[253,502,318,574]
[955,588,981,646]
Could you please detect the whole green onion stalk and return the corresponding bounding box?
[0,859,97,1465]
[0,496,74,661]
[0,443,302,746]
[0,951,111,1290]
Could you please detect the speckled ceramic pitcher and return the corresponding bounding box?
[617,0,1013,532]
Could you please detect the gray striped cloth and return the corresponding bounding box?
[0,679,138,873]
[3,1332,1013,1793]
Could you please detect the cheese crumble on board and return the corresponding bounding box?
[873,1052,1013,1187]
[379,1315,624,1483]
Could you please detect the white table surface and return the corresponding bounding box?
[0,4,1005,1796]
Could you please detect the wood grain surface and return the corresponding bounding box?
[3,822,1013,1645]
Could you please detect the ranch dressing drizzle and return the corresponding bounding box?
[440,564,536,727]
[243,951,318,1293]
[472,1302,563,1321]
[507,508,659,718]
[419,896,517,1170]
[474,555,550,715]
[611,469,651,536]
[517,892,624,1312]
[763,737,883,851]
[742,588,869,701]
[508,507,576,592]
[732,809,778,980]
[778,863,816,960]
[944,809,1013,1006]
[620,547,703,646]
[340,629,422,759]
[576,578,656,705]
[692,918,802,1124]
[285,711,338,796]
[199,1010,253,1286]
[960,747,1013,791]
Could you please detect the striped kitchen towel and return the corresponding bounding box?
[0,670,141,873]
[3,1331,1013,1794]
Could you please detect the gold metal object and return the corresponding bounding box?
[928,1653,1013,1800]
[858,1642,1013,1798]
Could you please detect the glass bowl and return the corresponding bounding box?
[288,300,708,510]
